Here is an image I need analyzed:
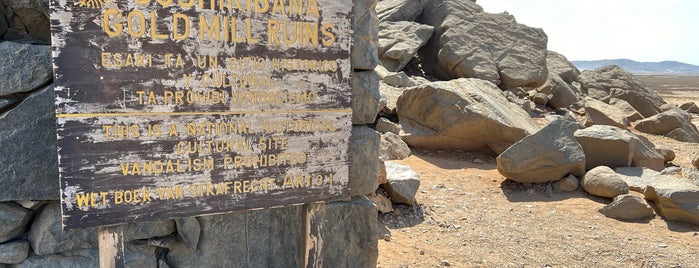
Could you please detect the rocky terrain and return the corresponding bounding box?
[574,59,699,75]
[368,0,699,266]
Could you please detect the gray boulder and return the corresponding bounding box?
[383,71,417,88]
[2,0,50,44]
[609,98,644,122]
[384,162,420,205]
[634,109,699,143]
[616,168,699,225]
[598,194,656,222]
[350,126,381,196]
[378,21,434,72]
[167,207,304,267]
[28,202,175,255]
[497,114,585,183]
[16,249,98,268]
[0,240,29,264]
[306,197,378,267]
[578,65,666,117]
[0,85,59,201]
[574,125,664,171]
[379,132,411,160]
[679,102,699,114]
[581,166,630,198]
[582,97,630,129]
[0,42,52,95]
[656,146,675,163]
[537,73,579,109]
[175,217,201,250]
[376,0,428,22]
[546,50,580,83]
[397,78,539,154]
[0,202,31,243]
[419,1,548,88]
[352,70,381,124]
[375,117,402,135]
[352,0,379,70]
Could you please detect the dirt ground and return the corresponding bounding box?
[376,75,699,267]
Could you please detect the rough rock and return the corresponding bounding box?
[367,189,393,213]
[2,0,50,44]
[377,160,388,185]
[0,240,29,264]
[124,243,158,268]
[693,155,699,169]
[616,168,699,225]
[578,65,666,117]
[397,78,539,154]
[379,82,404,115]
[379,132,411,160]
[679,102,699,114]
[581,166,630,198]
[167,207,304,267]
[175,217,201,250]
[656,146,675,163]
[574,125,664,171]
[384,162,420,205]
[383,71,417,88]
[0,202,32,243]
[375,117,402,135]
[352,70,381,124]
[15,249,98,268]
[553,175,579,192]
[497,114,585,183]
[28,202,175,255]
[419,2,548,88]
[634,109,699,143]
[350,126,381,196]
[352,0,379,70]
[609,98,644,122]
[376,0,428,22]
[378,21,434,72]
[582,97,630,129]
[0,85,58,201]
[306,197,378,268]
[537,73,579,109]
[531,93,549,106]
[598,194,656,222]
[0,42,52,95]
[546,50,580,83]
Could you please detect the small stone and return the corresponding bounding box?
[693,155,699,169]
[658,244,668,248]
[442,260,451,266]
[419,250,425,255]
[553,175,579,192]
[383,234,391,242]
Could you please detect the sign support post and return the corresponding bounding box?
[98,225,125,268]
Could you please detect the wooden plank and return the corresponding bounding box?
[50,0,355,229]
[98,225,125,268]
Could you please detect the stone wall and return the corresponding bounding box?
[0,0,380,266]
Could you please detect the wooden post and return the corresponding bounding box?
[98,225,125,268]
[303,202,325,268]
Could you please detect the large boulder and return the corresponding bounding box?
[0,85,59,201]
[379,132,411,160]
[497,114,585,183]
[578,65,667,117]
[352,0,379,70]
[582,97,630,129]
[546,50,580,83]
[397,78,539,154]
[581,166,630,198]
[634,109,699,143]
[419,1,548,88]
[383,162,420,205]
[609,98,644,122]
[378,21,434,72]
[574,125,664,171]
[598,194,656,222]
[0,42,52,95]
[350,126,381,196]
[616,168,699,226]
[537,73,579,109]
[2,0,51,44]
[376,0,428,22]
[0,202,32,243]
[679,102,699,114]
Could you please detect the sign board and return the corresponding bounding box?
[50,0,353,229]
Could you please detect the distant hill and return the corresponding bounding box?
[572,59,699,75]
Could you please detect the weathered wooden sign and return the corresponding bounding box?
[50,0,353,229]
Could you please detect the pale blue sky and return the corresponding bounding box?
[478,0,699,65]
